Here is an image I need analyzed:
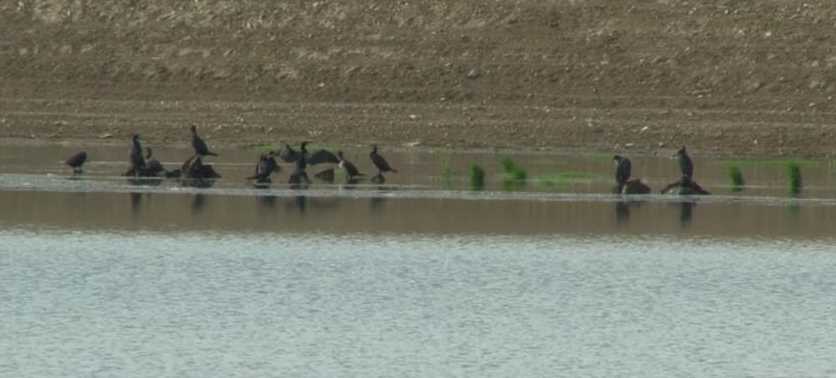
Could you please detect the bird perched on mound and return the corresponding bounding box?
[128,134,145,175]
[337,151,363,181]
[675,146,693,180]
[277,142,339,165]
[64,151,87,174]
[191,125,218,157]
[144,147,165,177]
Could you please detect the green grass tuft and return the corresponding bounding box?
[469,164,485,190]
[500,157,527,190]
[440,159,455,189]
[727,165,745,192]
[787,161,802,195]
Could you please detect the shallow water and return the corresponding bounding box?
[2,145,836,377]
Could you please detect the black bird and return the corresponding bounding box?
[144,147,164,177]
[288,142,311,186]
[248,152,280,183]
[191,125,218,157]
[185,155,221,179]
[337,151,363,180]
[129,134,146,174]
[64,151,87,174]
[278,143,299,163]
[613,155,632,192]
[278,142,339,165]
[295,142,310,173]
[675,146,693,180]
[370,145,397,175]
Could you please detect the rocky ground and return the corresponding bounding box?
[2,1,836,157]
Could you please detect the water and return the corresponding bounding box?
[2,145,836,376]
[1,231,835,377]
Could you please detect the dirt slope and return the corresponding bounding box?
[2,1,836,156]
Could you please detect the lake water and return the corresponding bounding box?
[1,144,836,377]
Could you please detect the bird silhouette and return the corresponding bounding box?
[248,152,280,183]
[675,146,693,180]
[191,125,218,157]
[64,151,87,174]
[337,151,363,180]
[128,134,145,175]
[613,155,632,192]
[370,145,397,175]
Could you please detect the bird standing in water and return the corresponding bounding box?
[288,141,311,185]
[191,125,218,157]
[613,155,632,192]
[129,134,146,174]
[675,146,693,180]
[65,151,87,174]
[370,145,397,175]
[249,151,280,183]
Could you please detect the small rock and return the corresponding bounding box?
[625,143,635,148]
[405,141,422,147]
[466,68,481,79]
[753,138,759,145]
[408,114,419,120]
[98,133,113,139]
[317,82,326,88]
[640,126,649,133]
[658,142,666,148]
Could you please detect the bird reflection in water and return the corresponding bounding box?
[615,200,631,224]
[258,194,277,208]
[369,195,386,211]
[369,185,394,211]
[130,192,143,215]
[614,199,645,225]
[294,195,307,213]
[679,201,695,227]
[191,194,208,214]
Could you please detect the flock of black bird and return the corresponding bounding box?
[63,125,399,187]
[64,125,709,195]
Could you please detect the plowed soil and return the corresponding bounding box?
[2,1,836,157]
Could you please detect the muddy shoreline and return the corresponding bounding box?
[1,94,835,159]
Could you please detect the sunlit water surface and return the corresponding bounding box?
[1,231,835,377]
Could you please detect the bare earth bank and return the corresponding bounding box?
[2,1,836,157]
